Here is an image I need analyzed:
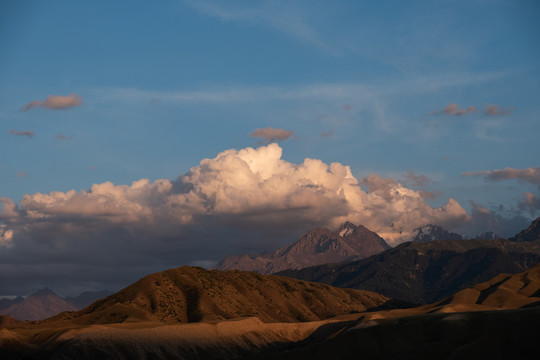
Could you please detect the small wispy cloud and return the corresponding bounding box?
[56,133,72,140]
[9,130,34,138]
[400,171,433,188]
[250,127,294,144]
[320,130,335,138]
[463,167,540,186]
[484,103,513,116]
[434,103,478,116]
[21,94,82,111]
[16,170,27,179]
[518,192,540,217]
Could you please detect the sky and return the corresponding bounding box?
[1,0,539,296]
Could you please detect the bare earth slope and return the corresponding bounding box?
[2,265,540,359]
[51,266,388,325]
[256,263,540,359]
[215,221,390,274]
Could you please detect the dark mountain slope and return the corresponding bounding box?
[510,216,540,242]
[278,239,540,304]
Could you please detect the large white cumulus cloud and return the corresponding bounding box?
[1,144,470,251]
[0,144,477,295]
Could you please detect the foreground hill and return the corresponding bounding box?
[258,264,540,359]
[2,265,540,359]
[215,222,390,274]
[424,262,540,313]
[51,266,388,325]
[278,239,540,304]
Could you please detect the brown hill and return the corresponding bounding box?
[215,222,390,274]
[50,266,388,325]
[3,266,540,360]
[425,262,540,313]
[0,288,76,321]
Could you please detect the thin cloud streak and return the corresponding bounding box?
[99,71,507,105]
[183,0,332,52]
[463,167,540,186]
[9,130,34,138]
[21,94,82,111]
[484,103,513,116]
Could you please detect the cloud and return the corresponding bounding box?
[9,130,34,138]
[463,167,540,186]
[443,103,477,116]
[3,144,508,295]
[16,171,27,179]
[21,94,82,111]
[484,103,513,116]
[320,130,335,138]
[183,0,330,52]
[56,133,72,140]
[400,171,433,188]
[0,144,471,254]
[250,127,294,144]
[518,192,540,217]
[451,200,531,238]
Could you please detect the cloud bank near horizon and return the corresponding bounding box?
[0,143,473,248]
[0,144,534,295]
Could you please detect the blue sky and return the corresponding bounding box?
[1,0,539,295]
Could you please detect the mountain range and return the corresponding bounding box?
[214,221,390,274]
[214,221,509,275]
[278,238,540,304]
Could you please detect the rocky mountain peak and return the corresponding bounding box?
[337,221,357,237]
[410,224,463,243]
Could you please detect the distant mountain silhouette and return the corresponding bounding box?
[51,266,388,325]
[510,216,540,242]
[0,288,76,321]
[278,239,540,304]
[215,221,390,274]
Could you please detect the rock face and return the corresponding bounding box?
[52,266,388,324]
[214,222,390,274]
[0,288,77,321]
[278,239,540,304]
[510,216,540,242]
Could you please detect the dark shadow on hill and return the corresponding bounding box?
[247,307,540,360]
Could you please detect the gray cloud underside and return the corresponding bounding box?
[0,144,530,295]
